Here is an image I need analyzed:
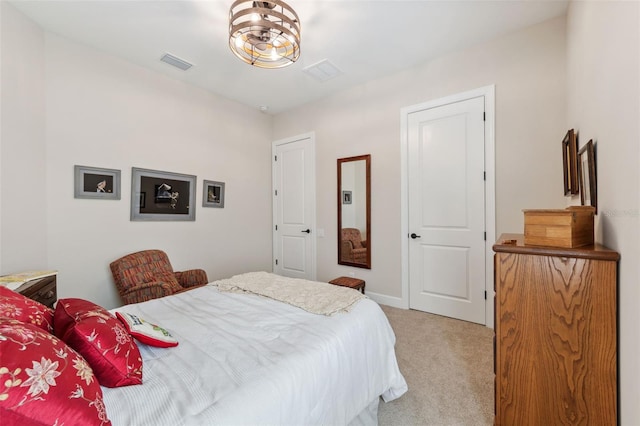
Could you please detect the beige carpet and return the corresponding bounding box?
[377,305,494,426]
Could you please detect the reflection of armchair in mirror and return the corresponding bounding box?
[341,228,368,264]
[337,155,371,269]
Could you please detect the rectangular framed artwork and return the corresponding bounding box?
[74,165,121,200]
[578,139,597,212]
[562,129,579,196]
[202,180,225,208]
[131,167,196,221]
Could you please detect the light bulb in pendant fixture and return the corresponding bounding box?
[234,35,244,49]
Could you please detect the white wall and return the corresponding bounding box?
[566,1,639,423]
[0,3,274,309]
[0,2,47,272]
[273,17,567,299]
[43,34,274,308]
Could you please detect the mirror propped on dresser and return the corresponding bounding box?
[337,155,371,269]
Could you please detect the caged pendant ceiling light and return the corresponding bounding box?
[228,0,301,69]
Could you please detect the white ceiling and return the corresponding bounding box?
[10,0,568,114]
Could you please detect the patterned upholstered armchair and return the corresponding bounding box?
[341,228,368,264]
[110,249,208,305]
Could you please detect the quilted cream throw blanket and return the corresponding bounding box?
[214,271,365,316]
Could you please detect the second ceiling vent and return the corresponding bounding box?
[160,53,193,71]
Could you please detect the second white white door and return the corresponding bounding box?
[408,96,486,324]
[272,133,316,281]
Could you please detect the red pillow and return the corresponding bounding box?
[54,299,143,388]
[0,286,54,332]
[115,311,179,348]
[0,319,111,425]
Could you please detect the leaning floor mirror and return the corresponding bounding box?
[337,154,371,269]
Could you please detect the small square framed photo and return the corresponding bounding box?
[342,190,352,204]
[74,165,121,200]
[203,180,225,208]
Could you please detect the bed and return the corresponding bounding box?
[99,272,408,425]
[0,272,406,425]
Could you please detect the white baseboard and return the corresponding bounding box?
[366,291,407,309]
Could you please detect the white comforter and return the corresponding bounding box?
[102,280,407,425]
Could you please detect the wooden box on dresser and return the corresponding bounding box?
[493,233,619,425]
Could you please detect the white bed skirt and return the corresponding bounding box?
[349,397,380,426]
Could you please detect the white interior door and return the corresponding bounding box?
[408,96,486,324]
[272,133,316,280]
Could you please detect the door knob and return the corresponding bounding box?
[410,233,421,239]
[301,229,311,234]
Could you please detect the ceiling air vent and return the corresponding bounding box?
[303,59,342,82]
[160,53,193,71]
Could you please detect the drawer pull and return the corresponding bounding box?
[45,290,54,299]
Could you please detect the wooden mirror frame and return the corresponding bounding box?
[337,155,371,269]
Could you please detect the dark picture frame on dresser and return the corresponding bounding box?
[578,139,597,212]
[562,129,579,195]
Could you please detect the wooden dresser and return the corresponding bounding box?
[493,234,619,425]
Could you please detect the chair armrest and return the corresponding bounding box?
[361,240,367,248]
[351,247,368,263]
[175,269,209,288]
[121,281,176,305]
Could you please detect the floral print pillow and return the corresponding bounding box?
[0,286,54,333]
[54,299,143,388]
[0,318,111,425]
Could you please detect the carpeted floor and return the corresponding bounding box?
[377,305,494,426]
